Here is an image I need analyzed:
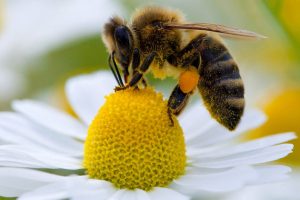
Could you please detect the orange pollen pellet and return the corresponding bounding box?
[179,68,200,93]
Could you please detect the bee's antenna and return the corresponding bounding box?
[108,54,123,86]
[112,52,124,87]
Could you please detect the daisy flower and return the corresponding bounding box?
[0,71,295,200]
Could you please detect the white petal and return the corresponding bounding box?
[193,144,293,168]
[0,145,81,169]
[134,189,152,200]
[178,102,213,139]
[148,187,190,200]
[171,166,258,193]
[19,176,115,200]
[108,189,151,200]
[186,109,267,148]
[251,165,291,184]
[71,179,116,200]
[20,189,67,200]
[185,122,226,148]
[66,71,116,125]
[224,170,300,200]
[189,132,296,158]
[19,180,71,200]
[12,100,87,140]
[107,190,127,200]
[0,112,83,156]
[233,109,267,133]
[0,168,64,197]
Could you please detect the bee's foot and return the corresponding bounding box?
[114,85,129,92]
[167,108,175,127]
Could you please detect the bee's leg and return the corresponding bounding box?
[133,48,147,88]
[115,48,140,91]
[167,64,199,118]
[141,78,148,87]
[109,53,124,87]
[128,51,156,87]
[167,47,202,124]
[122,68,129,84]
[168,85,192,116]
[166,35,203,115]
[167,108,174,126]
[115,51,155,91]
[168,34,206,68]
[132,48,148,88]
[132,48,141,72]
[166,34,207,116]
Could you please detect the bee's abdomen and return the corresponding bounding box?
[198,36,244,130]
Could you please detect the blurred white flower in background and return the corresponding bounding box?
[0,0,122,103]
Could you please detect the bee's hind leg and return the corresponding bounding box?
[167,49,201,124]
[166,35,205,124]
[168,65,200,114]
[168,85,192,116]
[167,65,200,125]
[167,84,192,126]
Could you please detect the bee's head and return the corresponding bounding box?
[102,16,134,69]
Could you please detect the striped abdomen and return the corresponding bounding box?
[198,36,244,130]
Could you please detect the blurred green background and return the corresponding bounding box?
[0,0,299,199]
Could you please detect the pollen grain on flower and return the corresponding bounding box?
[83,88,186,191]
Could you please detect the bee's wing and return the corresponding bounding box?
[163,23,266,39]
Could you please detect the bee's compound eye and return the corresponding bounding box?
[114,26,131,48]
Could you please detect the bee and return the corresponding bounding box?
[102,6,265,130]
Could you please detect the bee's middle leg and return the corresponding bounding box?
[128,51,156,87]
[132,48,148,88]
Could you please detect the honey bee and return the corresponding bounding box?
[102,6,265,130]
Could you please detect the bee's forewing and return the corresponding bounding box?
[164,23,266,39]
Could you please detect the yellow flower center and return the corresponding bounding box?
[83,88,186,191]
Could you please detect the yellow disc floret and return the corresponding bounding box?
[83,88,186,191]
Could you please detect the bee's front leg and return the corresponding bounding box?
[114,51,155,91]
[109,52,125,87]
[114,85,129,92]
[127,51,157,88]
